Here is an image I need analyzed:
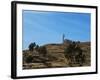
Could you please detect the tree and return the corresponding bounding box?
[35,45,39,51]
[28,42,36,51]
[64,41,76,58]
[64,41,85,66]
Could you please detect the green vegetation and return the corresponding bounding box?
[28,42,36,51]
[24,42,48,63]
[64,41,86,66]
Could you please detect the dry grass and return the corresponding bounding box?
[23,42,91,69]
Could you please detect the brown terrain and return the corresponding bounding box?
[23,39,91,69]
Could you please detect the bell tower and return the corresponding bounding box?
[62,34,65,43]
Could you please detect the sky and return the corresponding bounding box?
[22,10,91,49]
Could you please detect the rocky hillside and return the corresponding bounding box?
[23,41,91,69]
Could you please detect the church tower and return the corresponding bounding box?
[62,34,65,43]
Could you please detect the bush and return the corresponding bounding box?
[64,41,76,58]
[64,41,85,66]
[28,42,36,51]
[35,45,39,51]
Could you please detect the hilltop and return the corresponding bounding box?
[23,39,91,69]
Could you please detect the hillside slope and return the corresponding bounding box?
[23,41,91,69]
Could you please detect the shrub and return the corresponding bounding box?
[28,42,36,51]
[64,41,85,66]
[64,41,76,58]
[35,45,39,51]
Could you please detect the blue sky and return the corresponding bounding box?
[22,10,91,49]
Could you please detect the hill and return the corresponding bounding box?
[23,40,91,69]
